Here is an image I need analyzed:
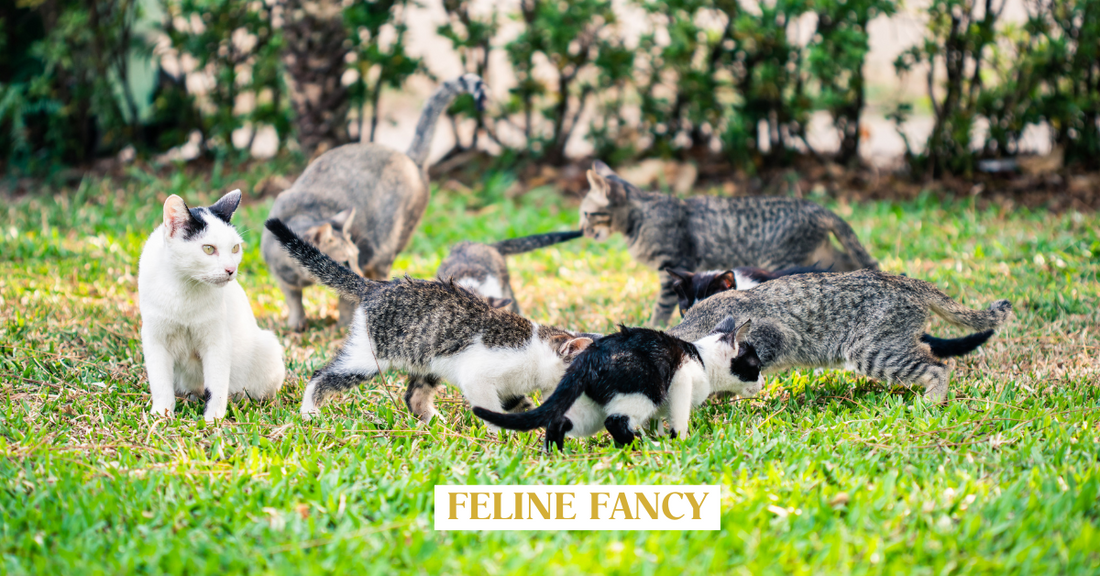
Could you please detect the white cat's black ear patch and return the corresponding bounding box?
[208,189,242,224]
[163,194,206,239]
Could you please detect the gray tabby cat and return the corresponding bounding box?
[435,229,583,314]
[668,269,1012,402]
[579,161,878,326]
[261,74,487,330]
[265,219,594,423]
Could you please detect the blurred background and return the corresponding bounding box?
[1,0,1097,206]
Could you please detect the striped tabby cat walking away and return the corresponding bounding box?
[669,269,1011,402]
[579,161,877,326]
[261,74,487,330]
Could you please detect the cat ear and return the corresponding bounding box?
[731,319,753,347]
[559,337,594,358]
[208,189,241,223]
[162,195,193,237]
[665,268,693,284]
[306,222,334,245]
[331,207,356,231]
[593,160,617,178]
[712,316,740,335]
[586,169,611,207]
[708,270,738,293]
[486,297,513,309]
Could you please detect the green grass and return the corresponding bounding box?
[1,166,1099,575]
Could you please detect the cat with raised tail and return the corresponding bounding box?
[138,190,286,423]
[473,318,762,452]
[261,74,487,330]
[578,161,878,326]
[668,269,1012,402]
[264,218,595,423]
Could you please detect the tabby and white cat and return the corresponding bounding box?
[138,190,286,422]
[579,161,878,325]
[474,319,762,451]
[436,229,583,313]
[261,74,487,329]
[265,218,594,422]
[668,269,1012,402]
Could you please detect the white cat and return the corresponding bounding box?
[138,190,285,422]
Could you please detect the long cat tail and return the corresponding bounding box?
[265,218,370,301]
[406,74,487,169]
[924,290,1013,332]
[472,370,586,431]
[492,230,583,256]
[921,330,994,358]
[826,213,879,269]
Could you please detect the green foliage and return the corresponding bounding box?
[0,0,151,172]
[344,0,422,144]
[1,168,1098,573]
[161,0,286,158]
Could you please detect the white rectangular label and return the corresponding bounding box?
[434,485,720,531]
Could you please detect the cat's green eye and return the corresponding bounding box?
[232,244,240,254]
[202,245,215,255]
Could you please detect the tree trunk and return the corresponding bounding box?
[281,0,351,155]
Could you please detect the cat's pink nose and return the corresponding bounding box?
[225,267,236,276]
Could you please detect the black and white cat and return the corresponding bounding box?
[473,318,762,451]
[138,190,286,422]
[264,218,595,423]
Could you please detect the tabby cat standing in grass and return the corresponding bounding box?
[261,74,487,330]
[669,269,1012,402]
[578,161,878,326]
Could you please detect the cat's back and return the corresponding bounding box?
[270,143,426,219]
[362,277,533,357]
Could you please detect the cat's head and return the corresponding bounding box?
[666,268,738,315]
[304,208,363,276]
[161,190,245,287]
[579,161,637,242]
[697,316,763,398]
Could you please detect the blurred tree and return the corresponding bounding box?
[282,0,349,154]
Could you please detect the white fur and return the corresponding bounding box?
[301,317,581,426]
[732,270,761,290]
[139,194,285,423]
[456,275,504,299]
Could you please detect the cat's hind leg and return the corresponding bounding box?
[603,394,659,446]
[300,365,379,419]
[856,344,950,404]
[545,417,574,452]
[238,329,286,402]
[404,374,443,423]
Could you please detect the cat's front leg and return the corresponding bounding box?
[649,270,682,327]
[200,336,232,423]
[665,369,695,440]
[143,336,176,418]
[277,278,307,331]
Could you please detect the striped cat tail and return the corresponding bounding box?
[492,230,583,256]
[405,75,486,169]
[265,218,371,301]
[472,369,586,431]
[826,213,879,269]
[924,291,1013,332]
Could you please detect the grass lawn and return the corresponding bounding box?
[1,165,1098,574]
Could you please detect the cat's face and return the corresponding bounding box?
[305,208,362,276]
[161,190,244,287]
[702,317,764,397]
[579,162,630,242]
